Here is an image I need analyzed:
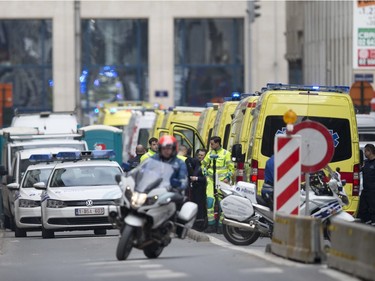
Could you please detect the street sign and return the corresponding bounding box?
[354,73,374,83]
[274,134,301,217]
[293,121,334,173]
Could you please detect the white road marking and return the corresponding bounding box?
[208,236,311,267]
[146,269,188,279]
[95,270,143,277]
[239,267,283,274]
[139,264,163,269]
[319,267,361,281]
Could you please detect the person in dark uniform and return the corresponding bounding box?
[358,143,375,226]
[122,144,145,172]
[187,148,208,231]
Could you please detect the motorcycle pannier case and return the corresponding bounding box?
[221,196,254,221]
[176,202,198,239]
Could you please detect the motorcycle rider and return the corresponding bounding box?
[262,154,275,210]
[151,135,188,192]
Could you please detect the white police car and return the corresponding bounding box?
[34,150,123,238]
[8,155,55,237]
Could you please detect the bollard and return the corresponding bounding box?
[270,213,324,263]
[327,220,375,281]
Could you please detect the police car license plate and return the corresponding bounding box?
[75,208,105,216]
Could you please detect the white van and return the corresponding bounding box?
[11,112,79,134]
[122,111,156,163]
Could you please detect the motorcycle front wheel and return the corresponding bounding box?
[223,224,260,245]
[143,242,164,259]
[116,225,135,261]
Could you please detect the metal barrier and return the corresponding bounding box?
[327,220,375,281]
[270,213,324,263]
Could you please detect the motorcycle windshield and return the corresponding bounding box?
[132,158,174,193]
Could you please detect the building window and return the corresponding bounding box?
[0,20,52,122]
[81,19,148,114]
[288,59,303,84]
[174,18,244,106]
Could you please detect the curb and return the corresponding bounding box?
[187,229,210,242]
[0,229,4,255]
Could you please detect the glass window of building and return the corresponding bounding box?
[81,19,148,115]
[0,20,52,125]
[174,18,244,106]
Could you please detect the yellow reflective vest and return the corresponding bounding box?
[140,149,156,163]
[201,147,234,181]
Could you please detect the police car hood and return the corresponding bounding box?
[47,185,122,200]
[19,188,43,201]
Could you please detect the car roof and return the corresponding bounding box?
[53,160,120,169]
[25,162,56,170]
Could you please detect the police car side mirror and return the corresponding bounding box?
[34,182,46,190]
[115,174,122,184]
[7,183,19,190]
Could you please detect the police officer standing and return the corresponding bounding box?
[358,144,375,226]
[201,136,234,233]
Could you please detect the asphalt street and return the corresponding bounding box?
[0,229,360,281]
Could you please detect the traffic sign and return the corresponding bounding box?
[274,134,301,216]
[293,121,334,173]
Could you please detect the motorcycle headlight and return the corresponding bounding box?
[46,199,66,208]
[145,195,158,206]
[131,192,147,209]
[19,199,40,208]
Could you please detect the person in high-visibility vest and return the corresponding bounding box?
[140,137,158,163]
[201,136,234,233]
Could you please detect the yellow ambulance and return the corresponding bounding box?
[231,84,360,214]
[227,95,259,182]
[95,101,153,128]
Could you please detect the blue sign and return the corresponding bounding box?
[354,73,374,83]
[155,91,168,97]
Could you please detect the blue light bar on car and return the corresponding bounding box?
[56,151,81,161]
[29,154,54,163]
[231,92,241,101]
[265,83,350,93]
[91,150,116,159]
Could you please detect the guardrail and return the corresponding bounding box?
[327,220,375,281]
[270,213,324,263]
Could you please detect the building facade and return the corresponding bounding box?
[0,0,287,123]
[285,1,355,86]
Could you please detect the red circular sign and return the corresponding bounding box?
[293,121,334,173]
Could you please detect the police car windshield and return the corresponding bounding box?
[22,168,53,188]
[49,166,122,187]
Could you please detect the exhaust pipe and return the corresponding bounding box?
[222,218,256,231]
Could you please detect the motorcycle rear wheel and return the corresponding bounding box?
[116,225,135,261]
[143,242,164,259]
[223,224,260,245]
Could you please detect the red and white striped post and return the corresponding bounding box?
[273,110,301,218]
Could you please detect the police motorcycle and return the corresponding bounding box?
[219,166,354,246]
[109,158,198,260]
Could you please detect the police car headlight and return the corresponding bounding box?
[19,199,40,208]
[131,192,147,209]
[47,199,66,208]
